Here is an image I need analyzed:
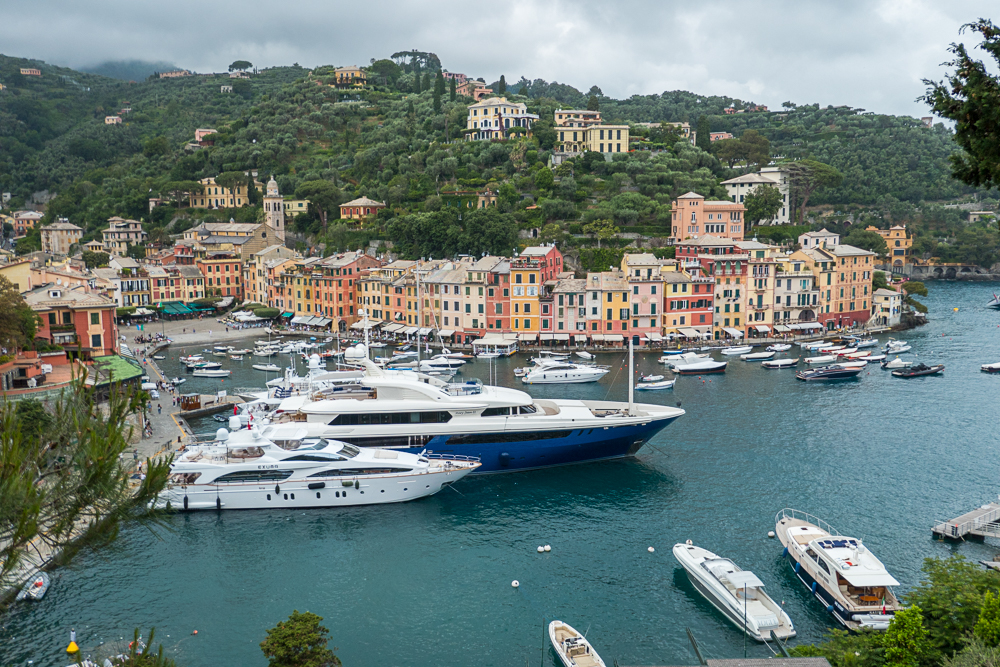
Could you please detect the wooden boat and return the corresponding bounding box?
[761,357,799,369]
[16,572,50,601]
[982,362,1000,373]
[741,351,775,361]
[673,360,727,375]
[548,621,606,667]
[636,379,675,390]
[892,363,944,378]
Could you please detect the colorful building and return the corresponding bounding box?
[101,217,147,257]
[339,196,386,222]
[670,192,745,242]
[40,219,82,256]
[24,283,119,359]
[466,97,538,141]
[197,251,243,299]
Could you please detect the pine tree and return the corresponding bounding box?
[498,75,506,95]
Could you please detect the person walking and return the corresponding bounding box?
[157,404,162,414]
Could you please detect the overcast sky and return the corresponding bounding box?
[8,0,995,117]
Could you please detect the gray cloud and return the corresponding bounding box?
[6,0,994,116]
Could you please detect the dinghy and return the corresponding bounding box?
[253,363,282,372]
[640,374,665,382]
[636,379,675,390]
[672,360,727,375]
[548,621,606,667]
[575,351,594,360]
[16,572,50,601]
[805,355,836,364]
[192,369,231,378]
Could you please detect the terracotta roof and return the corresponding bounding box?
[341,197,386,207]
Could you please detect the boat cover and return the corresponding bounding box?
[726,571,765,588]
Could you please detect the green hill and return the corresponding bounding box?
[82,60,182,82]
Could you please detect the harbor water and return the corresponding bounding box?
[3,281,1000,666]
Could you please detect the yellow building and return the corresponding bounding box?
[188,176,264,209]
[791,243,876,330]
[509,255,543,334]
[466,97,539,141]
[40,220,83,256]
[334,66,366,87]
[554,109,630,154]
[866,224,912,268]
[585,271,630,344]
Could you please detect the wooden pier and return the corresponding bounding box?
[932,502,1000,541]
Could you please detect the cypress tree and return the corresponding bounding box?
[498,75,506,94]
[422,72,431,93]
[450,77,456,102]
[696,115,711,151]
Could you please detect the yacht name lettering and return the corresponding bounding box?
[258,464,280,469]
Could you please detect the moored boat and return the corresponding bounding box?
[881,357,911,369]
[661,352,708,365]
[775,508,900,630]
[253,363,282,372]
[673,542,795,642]
[15,572,50,601]
[891,363,944,378]
[795,365,863,381]
[673,360,727,374]
[169,377,186,386]
[852,338,879,349]
[548,621,606,667]
[982,362,1000,373]
[864,354,886,363]
[741,351,775,361]
[192,369,232,378]
[575,351,594,360]
[766,344,792,352]
[521,362,609,384]
[640,374,665,382]
[883,339,912,354]
[761,357,799,369]
[636,379,675,390]
[987,293,1000,310]
[721,345,753,355]
[805,355,836,365]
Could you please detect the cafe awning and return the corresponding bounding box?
[417,327,433,336]
[574,334,588,342]
[403,326,418,334]
[591,334,606,342]
[723,327,744,338]
[554,333,570,341]
[604,334,624,342]
[754,325,771,333]
[800,322,823,329]
[438,329,455,338]
[678,327,701,338]
[383,323,404,333]
[647,332,663,341]
[774,324,792,333]
[518,332,537,341]
[539,333,554,341]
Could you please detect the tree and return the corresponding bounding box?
[583,218,620,249]
[127,243,146,261]
[213,171,247,193]
[587,95,599,111]
[0,378,171,593]
[498,75,506,95]
[695,115,710,151]
[246,173,260,206]
[873,270,891,291]
[0,275,38,350]
[432,72,443,113]
[882,606,929,667]
[784,160,843,222]
[295,181,342,230]
[713,138,743,168]
[260,610,341,667]
[229,60,253,72]
[844,228,889,256]
[14,399,52,444]
[920,19,1000,188]
[902,280,928,297]
[743,184,783,227]
[534,167,554,192]
[449,77,456,102]
[82,250,110,269]
[740,129,770,169]
[976,590,1000,646]
[142,136,170,158]
[518,85,528,96]
[422,72,431,93]
[368,59,401,86]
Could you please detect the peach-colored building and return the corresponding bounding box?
[195,128,217,142]
[456,80,493,101]
[339,197,386,222]
[671,192,745,242]
[104,116,122,125]
[710,132,734,142]
[20,68,41,76]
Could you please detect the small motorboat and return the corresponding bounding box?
[864,354,886,363]
[835,361,867,369]
[881,357,911,369]
[230,355,244,361]
[662,352,709,365]
[169,377,186,386]
[370,342,387,348]
[192,369,232,378]
[476,352,500,359]
[152,355,166,360]
[817,345,846,354]
[796,365,864,381]
[230,348,251,355]
[253,363,282,372]
[834,347,859,356]
[721,345,753,355]
[16,572,50,601]
[761,358,799,369]
[658,349,685,356]
[673,542,795,642]
[852,338,879,349]
[805,355,837,364]
[841,351,870,360]
[982,362,1000,373]
[673,360,728,375]
[186,361,222,370]
[212,350,228,357]
[766,344,792,352]
[987,293,1000,310]
[641,374,665,382]
[884,339,912,354]
[213,345,229,352]
[575,351,594,360]
[636,379,675,390]
[892,363,944,378]
[549,621,607,667]
[741,351,775,361]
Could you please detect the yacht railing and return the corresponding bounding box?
[444,379,484,396]
[422,453,481,463]
[775,508,841,537]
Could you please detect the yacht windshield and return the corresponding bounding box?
[336,442,361,458]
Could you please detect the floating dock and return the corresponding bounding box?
[932,501,1000,540]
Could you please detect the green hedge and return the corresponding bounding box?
[253,307,280,319]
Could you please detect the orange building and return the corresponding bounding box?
[197,251,243,299]
[670,192,745,242]
[339,197,386,222]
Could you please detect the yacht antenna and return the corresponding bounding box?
[628,337,634,415]
[416,269,421,365]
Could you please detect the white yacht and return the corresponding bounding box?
[673,542,795,642]
[775,509,901,630]
[158,420,480,511]
[520,361,609,384]
[258,348,684,474]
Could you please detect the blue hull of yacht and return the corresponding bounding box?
[396,417,679,474]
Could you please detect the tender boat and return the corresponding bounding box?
[672,360,727,375]
[775,508,900,630]
[805,355,836,365]
[891,363,944,378]
[253,363,282,372]
[230,348,251,355]
[982,362,1000,373]
[741,351,775,361]
[476,352,500,359]
[636,380,675,390]
[673,542,795,642]
[766,344,792,352]
[841,351,870,360]
[169,377,186,386]
[548,621,606,667]
[833,360,867,369]
[658,349,686,356]
[721,345,753,355]
[864,354,886,362]
[640,374,665,382]
[230,355,244,361]
[883,339,912,354]
[852,338,878,349]
[521,362,609,384]
[15,572,50,601]
[795,365,863,381]
[575,351,595,360]
[761,358,799,369]
[192,369,232,378]
[817,345,846,354]
[158,422,480,511]
[881,357,911,369]
[187,361,222,370]
[212,350,228,357]
[834,348,859,356]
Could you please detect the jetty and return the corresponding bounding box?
[932,501,1000,540]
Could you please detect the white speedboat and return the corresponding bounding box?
[152,354,166,360]
[805,355,836,365]
[476,352,500,359]
[721,345,753,355]
[575,351,594,360]
[834,347,859,356]
[835,360,867,369]
[192,369,231,378]
[841,351,870,360]
[158,422,480,511]
[641,374,665,382]
[741,351,775,361]
[169,377,186,386]
[548,621,606,667]
[419,355,466,371]
[230,355,244,361]
[775,509,900,631]
[673,542,795,642]
[187,361,222,370]
[672,360,727,375]
[852,338,878,349]
[884,339,911,354]
[761,358,799,369]
[521,362,609,384]
[253,363,282,372]
[662,352,708,366]
[766,344,792,352]
[864,354,886,362]
[881,357,911,369]
[982,362,1000,373]
[636,380,675,390]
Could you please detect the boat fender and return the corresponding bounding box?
[811,581,818,593]
[308,482,325,490]
[794,561,800,573]
[216,496,221,511]
[827,605,834,612]
[355,480,360,490]
[499,452,511,466]
[782,546,788,558]
[275,484,280,494]
[183,495,188,510]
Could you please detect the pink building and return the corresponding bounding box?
[442,72,467,84]
[671,192,745,243]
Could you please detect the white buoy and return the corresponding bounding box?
[648,546,655,553]
[544,545,551,552]
[537,546,545,553]
[511,580,519,588]
[768,531,776,538]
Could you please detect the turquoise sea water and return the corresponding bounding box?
[3,281,1000,666]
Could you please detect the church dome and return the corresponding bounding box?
[266,175,279,196]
